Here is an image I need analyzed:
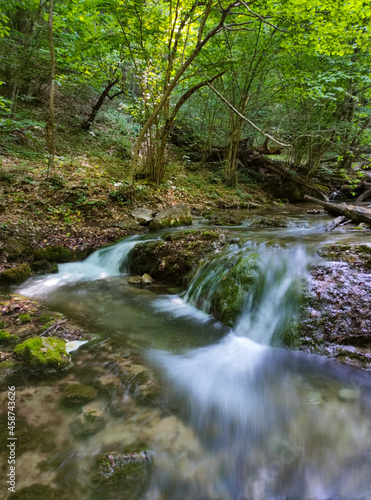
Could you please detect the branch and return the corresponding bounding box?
[240,1,288,32]
[207,83,291,147]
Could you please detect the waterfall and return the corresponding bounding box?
[184,243,308,346]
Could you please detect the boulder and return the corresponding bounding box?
[14,337,72,374]
[149,204,192,230]
[62,383,98,405]
[130,208,153,225]
[141,273,154,284]
[0,264,31,284]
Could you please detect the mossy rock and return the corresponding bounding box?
[212,254,261,325]
[0,358,17,383]
[62,383,98,405]
[33,246,74,263]
[9,484,61,500]
[0,264,31,285]
[149,204,192,231]
[94,450,152,499]
[14,337,71,374]
[18,313,32,323]
[0,330,20,344]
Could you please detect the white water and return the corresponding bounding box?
[19,235,144,297]
[14,224,371,500]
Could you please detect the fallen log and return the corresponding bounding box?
[325,215,347,231]
[304,195,371,226]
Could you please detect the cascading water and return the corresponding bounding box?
[14,219,371,500]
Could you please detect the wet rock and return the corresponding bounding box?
[0,358,17,384]
[13,337,72,374]
[10,484,63,500]
[0,263,31,284]
[337,388,361,403]
[245,215,293,228]
[2,236,28,260]
[149,204,192,230]
[141,273,154,284]
[71,402,107,436]
[128,229,224,286]
[130,208,153,225]
[115,358,160,402]
[128,275,142,284]
[94,450,152,500]
[62,383,98,405]
[33,245,75,263]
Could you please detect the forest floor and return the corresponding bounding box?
[0,102,272,272]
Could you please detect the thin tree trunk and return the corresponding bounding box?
[81,79,119,130]
[46,0,56,174]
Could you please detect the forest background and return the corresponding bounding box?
[0,0,371,252]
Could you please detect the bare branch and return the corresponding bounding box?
[207,83,291,147]
[240,1,288,32]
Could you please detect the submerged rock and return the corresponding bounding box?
[149,204,192,230]
[70,402,107,436]
[62,383,98,405]
[13,337,72,374]
[10,484,62,500]
[94,450,152,499]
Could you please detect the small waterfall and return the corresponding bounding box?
[18,235,145,297]
[184,244,308,346]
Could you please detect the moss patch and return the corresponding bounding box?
[0,330,20,344]
[62,383,98,405]
[13,337,71,373]
[33,245,74,263]
[0,264,31,284]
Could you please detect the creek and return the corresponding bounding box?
[4,206,371,499]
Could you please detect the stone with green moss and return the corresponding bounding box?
[18,313,32,323]
[0,264,31,285]
[62,383,98,405]
[0,330,20,344]
[33,245,74,263]
[10,484,61,500]
[94,450,152,500]
[212,254,260,326]
[149,204,192,231]
[14,337,71,373]
[0,358,17,383]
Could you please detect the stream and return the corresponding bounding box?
[3,206,371,500]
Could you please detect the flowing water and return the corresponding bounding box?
[4,207,371,499]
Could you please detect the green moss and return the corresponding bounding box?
[11,484,60,500]
[33,246,74,263]
[0,320,8,328]
[212,254,260,326]
[18,313,32,323]
[0,358,17,382]
[0,330,20,343]
[62,383,98,405]
[38,313,53,324]
[14,337,71,373]
[0,264,31,284]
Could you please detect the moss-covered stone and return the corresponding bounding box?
[62,383,98,405]
[149,204,192,230]
[0,330,20,344]
[128,230,224,286]
[94,450,152,500]
[14,337,71,373]
[0,358,17,383]
[211,254,261,325]
[33,245,74,263]
[9,484,61,500]
[18,313,32,323]
[0,264,31,284]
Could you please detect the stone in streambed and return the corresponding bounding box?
[13,337,71,374]
[0,264,31,284]
[62,383,98,405]
[149,204,192,230]
[130,208,153,225]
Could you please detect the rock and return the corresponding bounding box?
[141,273,154,284]
[33,245,75,263]
[337,388,360,402]
[94,450,152,499]
[149,204,192,230]
[62,383,98,405]
[70,402,107,436]
[128,275,142,284]
[0,264,31,284]
[14,337,72,374]
[3,237,28,260]
[0,330,20,344]
[10,484,62,500]
[130,208,153,225]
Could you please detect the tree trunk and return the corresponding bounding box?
[46,0,56,174]
[304,195,371,226]
[81,79,119,130]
